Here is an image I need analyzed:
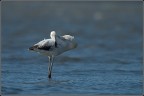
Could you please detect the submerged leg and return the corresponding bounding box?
[48,56,52,78]
[48,56,54,79]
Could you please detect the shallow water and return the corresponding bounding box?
[1,1,143,95]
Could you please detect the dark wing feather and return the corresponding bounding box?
[29,45,39,50]
[36,39,55,51]
[38,46,51,51]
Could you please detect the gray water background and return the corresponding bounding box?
[1,1,143,95]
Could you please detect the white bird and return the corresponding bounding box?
[29,31,77,79]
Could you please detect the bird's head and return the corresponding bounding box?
[50,31,56,39]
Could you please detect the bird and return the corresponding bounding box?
[29,31,77,79]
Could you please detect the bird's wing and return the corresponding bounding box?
[34,39,55,51]
[55,35,74,48]
[62,35,74,41]
[54,35,68,48]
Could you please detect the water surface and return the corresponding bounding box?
[1,1,143,95]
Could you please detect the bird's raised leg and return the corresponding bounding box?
[48,56,54,79]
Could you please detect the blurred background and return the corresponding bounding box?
[1,1,143,95]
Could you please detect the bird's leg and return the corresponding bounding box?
[48,56,52,79]
[48,56,54,79]
[50,56,54,76]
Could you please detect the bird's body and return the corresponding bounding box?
[29,31,77,78]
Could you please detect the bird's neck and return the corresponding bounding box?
[51,37,55,41]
